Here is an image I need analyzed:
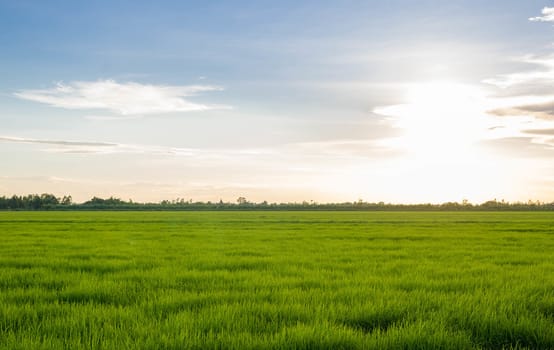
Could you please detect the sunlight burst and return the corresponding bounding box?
[370,81,512,202]
[375,81,492,158]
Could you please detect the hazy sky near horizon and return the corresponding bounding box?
[2,1,554,203]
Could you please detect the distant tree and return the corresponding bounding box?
[61,195,73,205]
[8,195,23,209]
[30,195,42,209]
[41,193,59,207]
[85,197,105,205]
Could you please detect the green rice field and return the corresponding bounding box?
[0,211,553,349]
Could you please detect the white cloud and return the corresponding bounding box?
[0,134,390,160]
[529,7,554,22]
[482,55,554,88]
[0,136,117,147]
[483,55,554,120]
[369,79,554,160]
[0,135,272,159]
[14,80,229,115]
[84,115,143,121]
[0,135,190,155]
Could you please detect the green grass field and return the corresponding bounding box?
[0,211,553,349]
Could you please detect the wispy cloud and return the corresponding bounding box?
[478,7,554,140]
[0,136,117,147]
[523,128,554,135]
[529,7,554,22]
[83,115,143,121]
[488,99,554,120]
[482,55,554,120]
[0,135,272,159]
[0,135,394,165]
[0,135,188,155]
[482,55,554,89]
[14,80,229,115]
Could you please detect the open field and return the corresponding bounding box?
[0,211,553,349]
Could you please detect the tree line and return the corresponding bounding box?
[1,194,554,211]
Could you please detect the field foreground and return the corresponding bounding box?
[0,211,553,349]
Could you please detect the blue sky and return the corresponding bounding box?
[2,1,554,203]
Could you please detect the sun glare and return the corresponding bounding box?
[375,81,492,158]
[369,81,513,202]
